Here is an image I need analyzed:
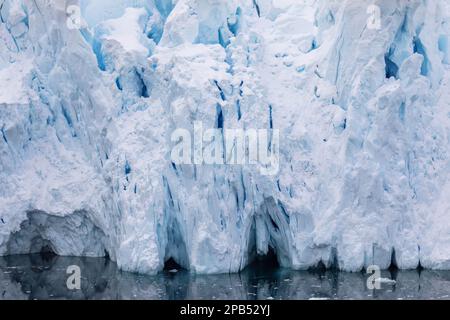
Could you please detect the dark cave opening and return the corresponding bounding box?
[164,257,184,271]
[163,215,190,272]
[39,244,57,262]
[5,211,108,259]
[389,249,399,280]
[256,247,279,267]
[247,246,280,274]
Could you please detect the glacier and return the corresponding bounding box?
[0,0,450,275]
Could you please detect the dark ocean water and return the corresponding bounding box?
[1,254,450,300]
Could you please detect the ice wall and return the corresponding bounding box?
[0,0,450,274]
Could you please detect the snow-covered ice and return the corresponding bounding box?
[0,0,450,274]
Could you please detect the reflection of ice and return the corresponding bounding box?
[2,255,450,300]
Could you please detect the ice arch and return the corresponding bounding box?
[6,211,109,258]
[247,197,293,268]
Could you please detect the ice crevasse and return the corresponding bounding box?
[0,0,450,274]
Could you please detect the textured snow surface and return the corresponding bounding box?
[0,0,450,274]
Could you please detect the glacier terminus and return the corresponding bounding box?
[1,0,450,275]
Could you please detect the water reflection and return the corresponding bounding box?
[1,254,450,300]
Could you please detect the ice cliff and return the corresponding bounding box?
[1,0,450,274]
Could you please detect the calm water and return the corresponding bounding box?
[1,254,450,300]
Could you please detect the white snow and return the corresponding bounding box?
[0,59,34,105]
[97,8,151,54]
[0,0,450,275]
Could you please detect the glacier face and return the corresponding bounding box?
[0,0,450,274]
